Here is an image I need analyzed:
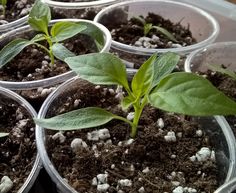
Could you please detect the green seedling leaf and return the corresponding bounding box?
[31,34,47,42]
[80,22,104,51]
[0,39,32,68]
[28,0,51,34]
[207,63,236,80]
[51,43,75,61]
[144,23,153,36]
[149,72,236,116]
[131,54,156,98]
[121,95,133,110]
[0,133,8,137]
[65,53,129,89]
[152,26,177,42]
[151,52,180,88]
[34,107,117,130]
[51,21,87,42]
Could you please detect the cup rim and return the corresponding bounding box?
[0,86,41,193]
[41,0,122,9]
[36,76,236,193]
[184,41,236,72]
[0,18,111,90]
[94,0,220,55]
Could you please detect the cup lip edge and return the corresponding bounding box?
[94,0,220,55]
[36,76,236,193]
[184,41,236,72]
[0,19,111,90]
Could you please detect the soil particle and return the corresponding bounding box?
[44,80,219,193]
[0,96,36,193]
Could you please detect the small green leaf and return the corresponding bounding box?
[51,21,87,42]
[0,39,32,68]
[144,23,153,36]
[1,0,6,7]
[65,53,129,89]
[151,52,180,88]
[80,22,104,51]
[0,133,8,137]
[31,34,47,42]
[51,43,75,61]
[152,26,177,42]
[207,63,236,80]
[121,96,133,110]
[28,0,51,34]
[149,72,236,116]
[131,54,156,98]
[34,107,116,130]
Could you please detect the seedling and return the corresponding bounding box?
[0,0,7,17]
[207,63,236,80]
[134,16,177,42]
[0,0,104,68]
[35,52,236,138]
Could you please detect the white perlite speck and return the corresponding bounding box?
[70,138,88,151]
[142,167,150,173]
[127,112,134,121]
[196,129,203,137]
[138,187,145,193]
[156,118,164,128]
[87,128,110,141]
[97,184,110,192]
[118,179,132,187]
[92,177,98,186]
[52,132,66,143]
[173,186,184,193]
[195,147,213,162]
[164,131,176,142]
[0,176,13,193]
[97,174,108,184]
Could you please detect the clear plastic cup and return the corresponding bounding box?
[0,19,111,90]
[94,0,220,67]
[0,86,41,193]
[36,76,236,193]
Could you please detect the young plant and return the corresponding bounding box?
[134,16,177,42]
[207,63,236,80]
[0,0,7,17]
[0,0,104,68]
[35,52,236,138]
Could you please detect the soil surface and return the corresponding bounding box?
[0,0,34,24]
[0,32,98,111]
[0,96,36,193]
[199,70,236,134]
[44,79,219,193]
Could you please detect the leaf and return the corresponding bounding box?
[207,63,236,80]
[149,72,236,116]
[65,53,129,89]
[51,21,87,42]
[34,107,116,130]
[51,43,75,61]
[31,34,47,42]
[151,52,180,88]
[28,0,51,34]
[152,26,177,42]
[144,23,153,36]
[80,22,104,51]
[131,54,156,98]
[0,133,8,137]
[0,39,32,68]
[121,96,133,110]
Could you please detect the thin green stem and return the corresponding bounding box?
[45,36,55,66]
[113,115,134,127]
[33,42,50,56]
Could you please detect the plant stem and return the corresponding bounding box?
[114,115,134,127]
[33,43,51,58]
[45,36,55,66]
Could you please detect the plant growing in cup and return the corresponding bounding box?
[35,52,236,136]
[207,64,236,80]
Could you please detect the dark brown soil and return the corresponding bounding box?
[0,0,34,23]
[44,80,219,193]
[199,70,236,134]
[0,95,36,193]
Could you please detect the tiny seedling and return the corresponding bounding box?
[207,63,236,80]
[0,0,7,17]
[0,0,104,68]
[35,52,236,138]
[134,16,177,42]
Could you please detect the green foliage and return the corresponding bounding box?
[0,0,103,68]
[207,63,236,80]
[134,16,177,42]
[0,0,7,17]
[35,52,236,138]
[0,133,8,137]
